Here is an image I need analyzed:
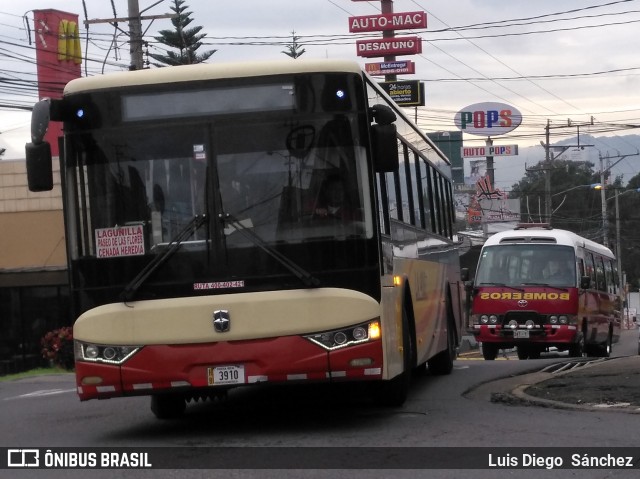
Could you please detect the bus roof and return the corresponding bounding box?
[482,226,614,258]
[64,59,364,95]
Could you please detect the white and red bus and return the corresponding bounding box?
[25,59,466,418]
[468,224,622,360]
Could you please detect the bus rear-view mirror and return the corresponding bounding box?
[25,141,53,192]
[371,123,398,172]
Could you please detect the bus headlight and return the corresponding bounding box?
[549,315,571,325]
[480,315,489,324]
[304,320,380,351]
[489,315,499,324]
[74,340,141,365]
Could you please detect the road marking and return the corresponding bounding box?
[3,388,76,400]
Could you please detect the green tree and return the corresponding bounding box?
[611,173,640,290]
[149,0,216,67]
[508,159,607,237]
[281,31,306,59]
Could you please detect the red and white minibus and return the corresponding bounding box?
[469,224,622,360]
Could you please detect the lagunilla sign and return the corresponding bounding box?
[454,102,522,136]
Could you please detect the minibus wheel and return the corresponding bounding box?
[481,343,498,360]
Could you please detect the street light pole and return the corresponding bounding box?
[615,189,623,296]
[600,156,608,247]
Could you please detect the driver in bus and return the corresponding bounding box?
[313,174,355,221]
[548,259,574,285]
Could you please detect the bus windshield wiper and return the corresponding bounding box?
[220,213,320,288]
[478,282,524,292]
[121,214,208,302]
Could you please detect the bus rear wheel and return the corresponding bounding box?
[151,394,186,419]
[428,299,456,375]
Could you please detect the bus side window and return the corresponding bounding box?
[604,259,614,294]
[594,255,606,291]
[584,252,596,288]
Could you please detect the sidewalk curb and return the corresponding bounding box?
[508,358,640,414]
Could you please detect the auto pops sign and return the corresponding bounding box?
[454,102,522,136]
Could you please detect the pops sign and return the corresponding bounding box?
[454,102,522,136]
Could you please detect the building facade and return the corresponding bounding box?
[0,158,69,374]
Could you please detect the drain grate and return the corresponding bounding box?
[540,358,609,374]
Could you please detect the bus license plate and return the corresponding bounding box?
[207,365,245,386]
[514,330,529,339]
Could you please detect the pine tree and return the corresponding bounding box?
[148,0,216,67]
[282,31,306,59]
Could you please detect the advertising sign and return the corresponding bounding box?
[454,102,522,136]
[379,81,424,106]
[356,36,422,58]
[33,9,82,155]
[349,11,427,33]
[365,60,415,76]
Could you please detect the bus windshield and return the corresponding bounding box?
[66,115,373,258]
[475,244,577,287]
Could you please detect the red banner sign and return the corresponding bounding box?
[356,36,422,58]
[33,9,82,155]
[349,11,427,33]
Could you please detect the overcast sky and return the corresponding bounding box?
[2,0,640,160]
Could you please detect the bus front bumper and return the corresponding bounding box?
[75,335,383,401]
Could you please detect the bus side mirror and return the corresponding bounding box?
[580,275,591,289]
[371,124,399,172]
[370,104,399,173]
[25,142,53,192]
[460,267,470,282]
[25,98,54,192]
[464,281,475,294]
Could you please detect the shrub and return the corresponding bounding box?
[41,327,74,370]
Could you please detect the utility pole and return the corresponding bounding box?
[128,0,144,70]
[598,149,640,248]
[84,0,175,71]
[532,119,595,223]
[381,0,397,82]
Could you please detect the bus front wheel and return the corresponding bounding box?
[568,333,585,358]
[481,343,498,360]
[151,394,186,419]
[375,306,412,407]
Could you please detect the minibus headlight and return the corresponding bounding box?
[304,320,380,351]
[74,340,141,365]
